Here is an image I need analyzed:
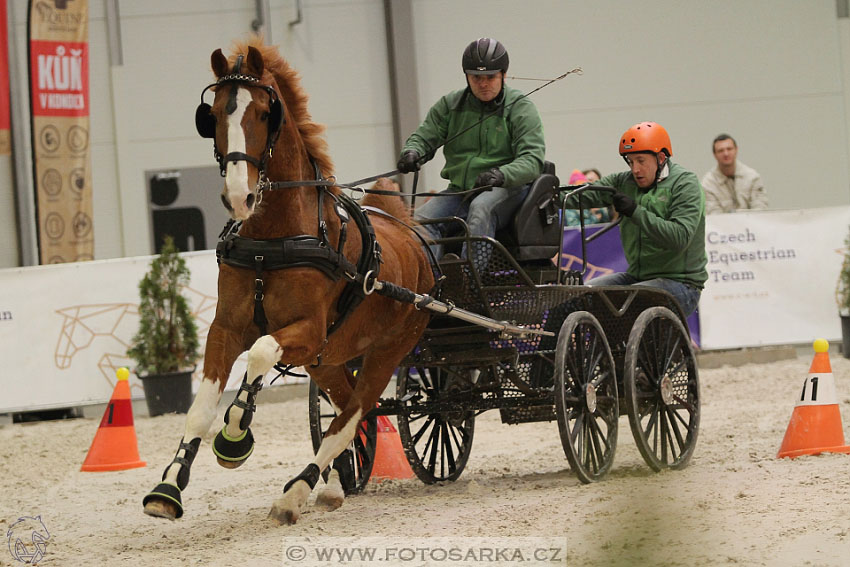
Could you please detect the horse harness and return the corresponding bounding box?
[215,163,382,344]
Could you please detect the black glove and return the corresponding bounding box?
[612,192,637,217]
[397,150,421,173]
[474,168,505,190]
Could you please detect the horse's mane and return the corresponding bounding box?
[228,36,334,178]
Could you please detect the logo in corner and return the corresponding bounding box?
[7,516,50,564]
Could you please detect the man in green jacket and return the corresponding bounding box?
[562,121,707,316]
[396,38,545,262]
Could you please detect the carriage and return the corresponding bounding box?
[308,165,701,490]
[143,39,699,524]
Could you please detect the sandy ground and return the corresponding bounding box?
[3,352,850,567]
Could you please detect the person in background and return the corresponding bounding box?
[563,169,611,226]
[701,133,767,214]
[396,38,545,262]
[582,168,601,183]
[560,122,707,316]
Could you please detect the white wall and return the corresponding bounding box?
[3,0,850,265]
[410,0,850,211]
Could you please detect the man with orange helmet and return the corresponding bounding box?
[562,122,707,316]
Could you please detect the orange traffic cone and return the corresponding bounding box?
[371,415,415,480]
[777,339,850,459]
[81,367,146,471]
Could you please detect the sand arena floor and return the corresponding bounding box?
[3,353,850,566]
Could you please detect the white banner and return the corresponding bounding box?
[700,206,850,349]
[0,251,260,413]
[2,206,849,412]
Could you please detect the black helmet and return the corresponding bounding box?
[462,38,509,75]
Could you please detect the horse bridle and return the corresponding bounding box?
[195,55,285,185]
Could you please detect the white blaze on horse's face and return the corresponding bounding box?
[223,87,258,221]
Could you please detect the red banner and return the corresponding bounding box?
[28,0,93,264]
[0,0,10,155]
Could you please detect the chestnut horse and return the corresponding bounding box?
[142,38,433,525]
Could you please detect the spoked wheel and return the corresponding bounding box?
[308,380,377,494]
[623,306,700,471]
[396,366,475,484]
[554,311,619,483]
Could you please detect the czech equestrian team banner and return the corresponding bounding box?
[699,207,850,350]
[28,0,93,263]
[0,0,10,155]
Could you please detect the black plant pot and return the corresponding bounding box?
[138,370,194,417]
[840,315,850,359]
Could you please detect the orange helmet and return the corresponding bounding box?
[619,122,672,157]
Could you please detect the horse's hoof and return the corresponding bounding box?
[212,426,254,468]
[268,483,310,526]
[315,489,344,512]
[142,483,184,520]
[144,499,178,520]
[216,457,245,469]
[316,470,345,511]
[268,506,299,526]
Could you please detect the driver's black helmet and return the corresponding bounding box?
[462,38,509,76]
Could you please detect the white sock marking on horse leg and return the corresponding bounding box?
[163,377,221,485]
[224,335,282,438]
[314,408,363,472]
[224,88,254,220]
[316,469,345,511]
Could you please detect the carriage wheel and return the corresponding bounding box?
[396,366,475,484]
[623,306,700,471]
[308,380,377,494]
[554,311,619,483]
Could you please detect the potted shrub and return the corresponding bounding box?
[128,235,200,415]
[836,228,850,358]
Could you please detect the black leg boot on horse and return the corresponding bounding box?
[213,373,263,468]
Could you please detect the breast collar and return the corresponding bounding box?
[215,159,382,338]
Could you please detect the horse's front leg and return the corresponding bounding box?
[142,378,222,519]
[211,333,286,468]
[142,325,241,520]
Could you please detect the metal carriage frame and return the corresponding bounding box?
[308,213,701,490]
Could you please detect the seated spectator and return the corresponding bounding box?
[701,134,767,214]
[582,168,601,183]
[563,169,611,226]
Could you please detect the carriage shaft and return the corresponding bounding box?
[373,280,554,339]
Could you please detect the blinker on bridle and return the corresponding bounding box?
[195,54,286,185]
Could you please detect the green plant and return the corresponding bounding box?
[128,236,200,375]
[837,229,850,316]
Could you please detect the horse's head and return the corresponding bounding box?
[195,46,285,220]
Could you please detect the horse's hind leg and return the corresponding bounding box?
[312,366,358,511]
[143,376,224,520]
[269,354,396,525]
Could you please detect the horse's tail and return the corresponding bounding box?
[360,178,415,224]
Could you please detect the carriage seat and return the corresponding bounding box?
[496,161,560,262]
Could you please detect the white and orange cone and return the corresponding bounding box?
[777,339,850,459]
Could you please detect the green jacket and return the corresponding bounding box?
[401,85,545,191]
[563,161,708,288]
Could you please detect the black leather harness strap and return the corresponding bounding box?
[215,165,381,344]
